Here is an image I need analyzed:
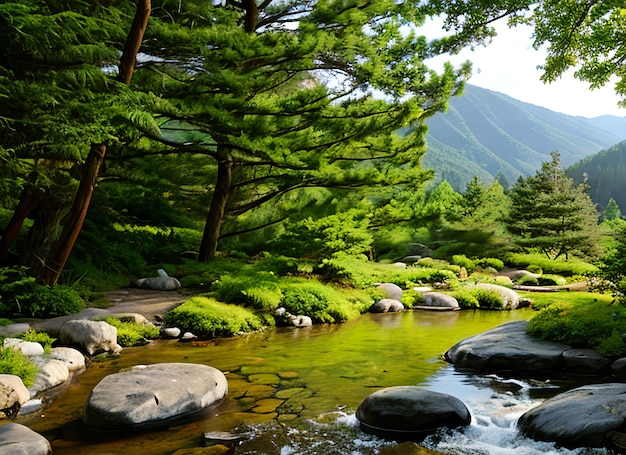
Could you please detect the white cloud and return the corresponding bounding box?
[421,19,625,118]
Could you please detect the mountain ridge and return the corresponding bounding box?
[423,84,626,190]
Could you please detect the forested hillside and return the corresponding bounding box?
[567,140,626,212]
[423,85,623,189]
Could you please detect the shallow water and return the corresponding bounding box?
[13,309,610,454]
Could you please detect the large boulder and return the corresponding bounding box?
[3,338,44,357]
[445,320,570,373]
[0,423,51,455]
[59,319,120,356]
[419,292,460,310]
[518,383,626,450]
[356,386,470,440]
[83,363,228,431]
[473,283,521,309]
[377,283,403,301]
[28,357,70,397]
[0,375,30,417]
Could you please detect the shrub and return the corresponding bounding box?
[527,301,626,357]
[451,255,476,273]
[18,330,56,354]
[98,317,160,347]
[211,273,282,311]
[471,288,504,309]
[401,289,425,308]
[0,267,85,318]
[504,253,597,276]
[476,257,504,271]
[452,289,480,309]
[163,297,264,338]
[0,346,37,388]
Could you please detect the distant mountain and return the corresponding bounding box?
[567,140,626,213]
[422,85,624,190]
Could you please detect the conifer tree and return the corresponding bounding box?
[507,151,601,260]
[129,0,471,261]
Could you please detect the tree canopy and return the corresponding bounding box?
[428,0,626,108]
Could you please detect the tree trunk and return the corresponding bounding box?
[0,193,39,264]
[41,144,106,285]
[118,0,151,84]
[198,156,233,262]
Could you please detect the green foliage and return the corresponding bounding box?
[18,330,55,354]
[211,272,282,311]
[451,289,480,309]
[401,289,425,308]
[0,346,37,388]
[452,255,476,273]
[0,267,84,318]
[476,257,504,271]
[527,301,626,357]
[470,288,505,310]
[504,253,598,276]
[163,297,264,339]
[98,317,160,347]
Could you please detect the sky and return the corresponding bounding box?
[421,19,625,119]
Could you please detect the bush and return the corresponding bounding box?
[471,288,504,309]
[452,289,480,309]
[452,255,476,273]
[401,289,425,307]
[211,273,282,311]
[527,301,626,356]
[0,346,37,388]
[163,297,264,338]
[98,317,160,347]
[476,257,504,271]
[0,267,84,318]
[504,253,597,276]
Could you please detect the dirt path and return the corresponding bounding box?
[105,288,195,321]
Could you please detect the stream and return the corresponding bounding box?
[13,309,610,454]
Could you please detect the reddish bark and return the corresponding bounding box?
[0,193,39,264]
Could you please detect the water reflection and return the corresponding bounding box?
[12,309,606,454]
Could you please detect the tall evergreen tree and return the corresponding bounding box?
[128,0,471,261]
[507,151,601,260]
[604,198,623,222]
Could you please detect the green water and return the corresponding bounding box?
[17,310,533,454]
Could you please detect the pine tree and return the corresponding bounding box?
[604,198,623,222]
[128,0,471,261]
[507,151,601,260]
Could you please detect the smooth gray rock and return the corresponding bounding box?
[29,357,70,396]
[562,348,611,374]
[356,386,470,440]
[445,320,569,372]
[370,299,404,313]
[518,383,626,449]
[133,270,181,291]
[32,307,111,336]
[59,319,120,356]
[421,292,460,309]
[49,347,86,372]
[377,283,403,301]
[612,358,626,380]
[0,323,30,337]
[83,363,228,431]
[0,423,51,454]
[289,315,313,328]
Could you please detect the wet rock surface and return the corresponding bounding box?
[0,422,51,454]
[356,386,471,440]
[83,362,228,431]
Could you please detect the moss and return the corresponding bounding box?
[163,297,264,339]
[98,317,160,347]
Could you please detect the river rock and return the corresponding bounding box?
[29,357,70,396]
[370,299,404,313]
[32,307,112,336]
[474,283,520,309]
[377,283,403,301]
[0,423,51,455]
[0,323,30,337]
[445,320,570,373]
[133,269,181,291]
[356,386,471,440]
[3,338,44,357]
[59,319,120,356]
[518,383,626,450]
[612,358,626,380]
[562,348,611,374]
[0,375,30,417]
[48,347,86,372]
[289,315,313,328]
[420,292,460,310]
[83,363,228,431]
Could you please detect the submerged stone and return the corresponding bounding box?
[83,363,227,431]
[356,386,471,440]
